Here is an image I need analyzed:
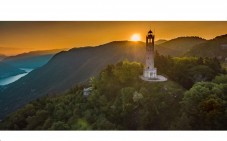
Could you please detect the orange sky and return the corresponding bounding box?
[1,21,227,56]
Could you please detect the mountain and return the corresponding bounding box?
[0,36,221,119]
[0,62,25,79]
[155,39,167,45]
[2,49,64,69]
[0,41,146,119]
[0,54,6,61]
[156,36,206,56]
[186,34,227,59]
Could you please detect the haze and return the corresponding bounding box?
[1,21,227,56]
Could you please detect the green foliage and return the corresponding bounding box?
[0,58,225,130]
[51,121,70,130]
[213,74,227,84]
[188,65,215,83]
[155,53,223,89]
[221,62,227,71]
[175,82,227,130]
[112,61,143,84]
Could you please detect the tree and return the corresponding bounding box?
[188,65,215,83]
[71,119,91,130]
[51,121,70,130]
[213,74,227,84]
[112,61,143,84]
[26,110,48,129]
[178,82,227,129]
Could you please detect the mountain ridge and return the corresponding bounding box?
[157,36,206,56]
[2,49,65,69]
[155,39,168,45]
[186,34,227,58]
[0,34,226,119]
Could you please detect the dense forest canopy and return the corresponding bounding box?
[0,54,226,130]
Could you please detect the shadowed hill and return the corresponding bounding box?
[156,36,206,56]
[186,34,227,59]
[155,39,168,45]
[0,41,146,119]
[2,49,64,69]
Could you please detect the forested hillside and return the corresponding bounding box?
[186,34,227,59]
[156,36,206,56]
[1,55,226,130]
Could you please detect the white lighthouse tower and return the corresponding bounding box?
[141,30,167,82]
[143,30,157,79]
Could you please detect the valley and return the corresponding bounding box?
[0,68,33,86]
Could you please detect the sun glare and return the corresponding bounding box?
[131,34,141,41]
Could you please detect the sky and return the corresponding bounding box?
[1,21,227,56]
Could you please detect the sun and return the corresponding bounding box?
[131,34,141,41]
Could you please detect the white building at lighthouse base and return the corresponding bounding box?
[143,68,157,79]
[141,68,167,82]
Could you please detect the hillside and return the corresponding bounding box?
[155,39,167,45]
[0,61,186,130]
[2,49,64,69]
[156,36,206,56]
[0,41,146,119]
[0,62,25,79]
[1,61,226,130]
[186,34,227,59]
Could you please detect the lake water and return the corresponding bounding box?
[0,68,33,86]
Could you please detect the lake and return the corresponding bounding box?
[0,68,33,86]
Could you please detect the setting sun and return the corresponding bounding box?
[131,34,141,41]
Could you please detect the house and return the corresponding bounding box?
[83,87,92,97]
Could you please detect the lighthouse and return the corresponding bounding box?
[141,30,167,82]
[143,30,157,79]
